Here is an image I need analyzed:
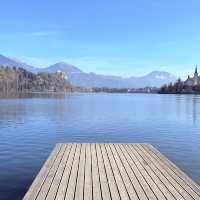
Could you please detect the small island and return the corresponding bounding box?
[159,66,200,94]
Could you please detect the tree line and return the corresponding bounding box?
[159,78,200,94]
[0,66,72,94]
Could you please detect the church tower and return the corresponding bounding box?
[194,65,199,85]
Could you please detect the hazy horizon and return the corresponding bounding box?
[2,53,200,79]
[1,0,200,78]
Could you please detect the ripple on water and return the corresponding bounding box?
[0,93,200,200]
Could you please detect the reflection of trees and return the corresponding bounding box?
[174,94,200,125]
[160,79,185,94]
[192,96,198,125]
[160,79,200,94]
[0,93,79,125]
[185,95,200,125]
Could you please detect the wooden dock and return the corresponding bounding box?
[23,143,200,200]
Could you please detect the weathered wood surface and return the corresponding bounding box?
[23,143,200,200]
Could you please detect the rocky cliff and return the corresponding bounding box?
[0,66,72,93]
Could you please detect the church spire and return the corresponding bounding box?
[194,65,199,85]
[195,65,198,74]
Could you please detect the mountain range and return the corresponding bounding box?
[0,54,176,88]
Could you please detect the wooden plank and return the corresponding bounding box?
[23,143,200,200]
[108,144,140,200]
[64,144,81,200]
[74,144,86,200]
[36,144,67,200]
[100,144,120,200]
[105,144,130,200]
[134,144,190,200]
[122,144,167,200]
[95,144,111,200]
[116,144,157,200]
[45,144,72,200]
[146,144,200,196]
[114,144,152,200]
[23,144,62,200]
[128,144,177,200]
[140,144,200,200]
[55,144,77,200]
[23,144,61,200]
[84,144,93,200]
[91,144,102,200]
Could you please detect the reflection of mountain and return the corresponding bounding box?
[0,54,176,88]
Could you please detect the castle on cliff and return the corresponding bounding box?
[184,66,200,86]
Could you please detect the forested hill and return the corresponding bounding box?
[0,66,72,93]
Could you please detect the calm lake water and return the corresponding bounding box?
[0,93,200,200]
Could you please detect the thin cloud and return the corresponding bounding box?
[29,30,60,37]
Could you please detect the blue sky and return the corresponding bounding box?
[1,0,200,77]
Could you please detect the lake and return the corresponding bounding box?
[0,93,200,200]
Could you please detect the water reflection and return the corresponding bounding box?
[0,92,67,99]
[0,93,200,200]
[0,93,81,126]
[171,94,200,125]
[192,95,200,124]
